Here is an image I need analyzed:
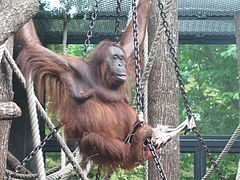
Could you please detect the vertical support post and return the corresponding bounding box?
[147,0,179,179]
[0,0,39,175]
[235,9,240,180]
[235,11,240,113]
[61,13,68,179]
[0,37,13,180]
[194,147,206,180]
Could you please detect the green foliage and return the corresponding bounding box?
[86,164,145,180]
[48,44,96,57]
[206,154,240,180]
[180,154,194,179]
[47,44,64,54]
[110,165,145,180]
[45,152,61,170]
[68,44,96,57]
[179,44,240,179]
[179,44,239,135]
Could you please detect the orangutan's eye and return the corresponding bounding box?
[113,55,118,59]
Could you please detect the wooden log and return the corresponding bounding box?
[0,0,38,177]
[0,37,13,179]
[235,11,240,111]
[0,102,22,120]
[235,10,240,180]
[7,151,32,174]
[0,0,39,45]
[147,0,179,179]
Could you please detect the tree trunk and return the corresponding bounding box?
[0,0,38,177]
[0,0,39,45]
[235,10,240,180]
[0,37,14,179]
[235,11,240,112]
[147,0,179,179]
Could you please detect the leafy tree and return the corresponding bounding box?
[179,44,239,135]
[48,44,95,57]
[179,44,240,179]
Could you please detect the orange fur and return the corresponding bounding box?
[15,0,152,170]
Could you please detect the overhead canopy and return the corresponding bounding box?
[34,0,240,44]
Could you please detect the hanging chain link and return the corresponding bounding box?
[6,127,59,180]
[83,0,101,56]
[192,129,226,180]
[132,0,143,113]
[132,0,166,179]
[114,0,122,43]
[146,139,167,180]
[156,1,226,179]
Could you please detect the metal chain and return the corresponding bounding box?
[114,0,122,43]
[83,0,101,56]
[156,1,226,179]
[193,129,226,180]
[132,0,166,179]
[6,127,59,180]
[132,0,142,113]
[146,139,167,180]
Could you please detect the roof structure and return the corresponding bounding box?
[34,0,240,45]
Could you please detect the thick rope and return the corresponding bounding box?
[143,29,149,180]
[47,163,76,180]
[237,160,240,180]
[143,30,149,122]
[139,0,172,91]
[53,149,80,180]
[6,150,90,179]
[61,13,68,180]
[0,44,5,61]
[60,127,67,179]
[26,76,46,179]
[131,0,172,112]
[36,93,88,180]
[2,44,45,179]
[6,170,36,179]
[2,44,44,179]
[47,150,92,180]
[6,165,61,179]
[47,150,81,180]
[3,46,89,180]
[202,122,240,179]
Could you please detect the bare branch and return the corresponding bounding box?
[0,102,22,120]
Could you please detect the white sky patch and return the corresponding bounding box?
[68,6,77,17]
[40,0,78,17]
[40,0,63,11]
